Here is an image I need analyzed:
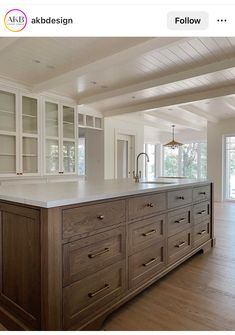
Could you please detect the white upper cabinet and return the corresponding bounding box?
[21,95,39,175]
[0,90,17,175]
[0,89,40,176]
[44,100,77,175]
[0,86,77,178]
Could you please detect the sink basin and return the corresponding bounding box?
[140,181,176,185]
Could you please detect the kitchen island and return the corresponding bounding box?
[0,179,215,330]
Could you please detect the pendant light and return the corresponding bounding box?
[163,125,183,149]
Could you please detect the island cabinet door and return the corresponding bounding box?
[63,261,126,330]
[0,203,41,329]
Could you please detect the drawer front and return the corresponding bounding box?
[63,261,126,329]
[193,220,210,248]
[168,229,192,264]
[62,200,126,239]
[129,241,165,288]
[193,185,210,203]
[128,192,166,220]
[168,206,192,237]
[193,201,210,225]
[63,227,125,286]
[128,214,165,254]
[168,188,193,209]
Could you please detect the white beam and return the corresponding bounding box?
[32,37,186,93]
[0,38,19,52]
[79,56,235,105]
[146,111,204,131]
[223,99,235,113]
[113,113,171,132]
[103,84,235,117]
[178,104,219,123]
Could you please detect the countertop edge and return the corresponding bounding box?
[0,180,212,208]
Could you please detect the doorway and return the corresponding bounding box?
[116,134,134,179]
[224,135,235,200]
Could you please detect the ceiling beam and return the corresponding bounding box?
[103,83,235,117]
[178,104,219,123]
[0,38,19,53]
[146,111,204,131]
[32,37,186,93]
[112,114,171,131]
[78,56,235,105]
[223,98,235,113]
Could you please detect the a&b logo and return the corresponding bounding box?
[4,9,27,32]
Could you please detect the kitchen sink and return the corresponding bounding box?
[140,181,176,185]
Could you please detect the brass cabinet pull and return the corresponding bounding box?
[146,203,154,208]
[176,196,185,200]
[97,215,105,220]
[199,191,206,195]
[198,229,206,235]
[198,210,206,215]
[142,229,157,237]
[142,258,157,267]
[175,241,186,248]
[174,218,185,223]
[88,283,110,298]
[88,247,109,258]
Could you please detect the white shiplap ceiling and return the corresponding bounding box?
[1,37,235,133]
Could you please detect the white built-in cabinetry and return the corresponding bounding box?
[0,86,103,178]
[44,100,77,175]
[0,89,39,176]
[0,86,78,177]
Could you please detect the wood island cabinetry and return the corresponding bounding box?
[0,182,215,330]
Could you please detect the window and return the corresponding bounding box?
[163,142,207,179]
[163,146,180,177]
[78,128,86,176]
[144,143,161,179]
[181,143,198,179]
[224,136,235,200]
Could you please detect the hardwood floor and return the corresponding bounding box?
[103,202,235,331]
[0,202,234,331]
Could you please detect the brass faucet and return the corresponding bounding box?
[133,152,150,182]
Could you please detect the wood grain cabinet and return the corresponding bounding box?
[0,183,215,330]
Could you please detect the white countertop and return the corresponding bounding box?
[0,178,210,208]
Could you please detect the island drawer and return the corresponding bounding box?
[63,261,126,329]
[193,201,210,225]
[128,192,166,221]
[63,227,126,286]
[62,200,126,239]
[168,206,192,237]
[193,185,210,203]
[167,229,192,264]
[128,214,165,254]
[129,241,165,288]
[167,188,193,209]
[193,220,210,248]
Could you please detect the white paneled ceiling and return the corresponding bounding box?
[2,37,235,133]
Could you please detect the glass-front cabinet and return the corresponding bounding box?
[0,87,77,177]
[0,90,39,176]
[44,100,77,175]
[0,90,17,175]
[21,96,39,174]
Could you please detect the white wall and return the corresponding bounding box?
[144,126,161,144]
[85,128,104,180]
[207,118,235,202]
[158,129,207,144]
[104,117,144,179]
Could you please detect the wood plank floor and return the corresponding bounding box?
[0,202,235,331]
[103,202,235,331]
